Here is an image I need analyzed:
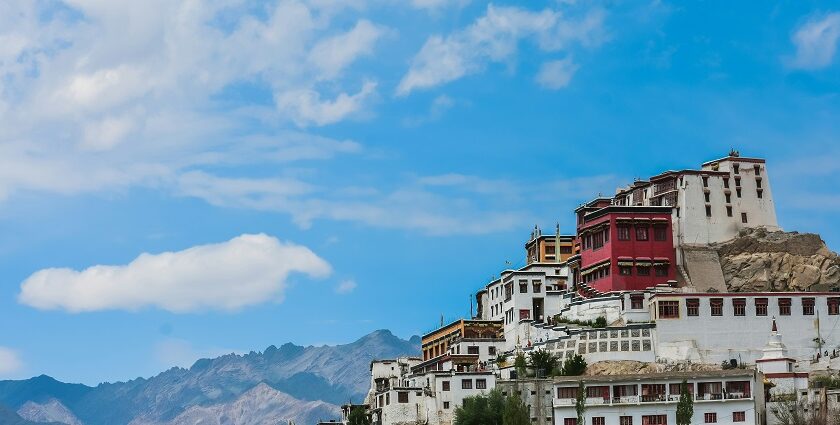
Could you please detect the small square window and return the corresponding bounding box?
[635,226,648,241]
[461,379,472,389]
[443,401,450,409]
[733,411,746,422]
[710,298,723,316]
[705,412,717,423]
[637,266,650,276]
[741,212,748,223]
[620,266,633,276]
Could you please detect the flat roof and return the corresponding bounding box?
[553,369,755,384]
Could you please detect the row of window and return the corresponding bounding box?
[657,297,840,319]
[581,225,668,251]
[619,264,669,277]
[440,378,487,391]
[563,411,746,425]
[705,204,751,222]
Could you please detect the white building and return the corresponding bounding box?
[613,152,779,248]
[553,369,766,425]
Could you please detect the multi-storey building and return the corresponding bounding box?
[570,204,677,294]
[613,151,778,246]
[553,369,766,425]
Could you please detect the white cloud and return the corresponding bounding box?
[0,347,24,377]
[175,172,526,235]
[410,0,471,11]
[397,4,604,95]
[309,20,385,79]
[0,0,385,203]
[789,12,840,69]
[536,58,579,89]
[335,279,358,294]
[275,81,378,127]
[18,234,331,313]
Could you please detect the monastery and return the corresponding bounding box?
[332,151,840,425]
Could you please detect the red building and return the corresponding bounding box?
[570,200,677,294]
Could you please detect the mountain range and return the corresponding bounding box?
[0,330,420,425]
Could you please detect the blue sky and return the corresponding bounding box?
[0,0,839,385]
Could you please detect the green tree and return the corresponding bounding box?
[528,349,559,378]
[514,353,528,378]
[593,316,607,328]
[676,379,693,425]
[347,406,371,425]
[453,388,504,425]
[502,391,530,425]
[575,381,586,424]
[561,354,587,376]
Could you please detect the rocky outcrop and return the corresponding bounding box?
[585,360,721,376]
[714,228,840,292]
[17,399,83,425]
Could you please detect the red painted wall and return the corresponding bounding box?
[577,210,676,293]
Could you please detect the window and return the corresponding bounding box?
[558,387,577,398]
[687,298,700,316]
[620,266,633,276]
[592,418,605,425]
[704,413,717,423]
[726,206,733,217]
[710,298,723,316]
[705,205,712,217]
[489,346,497,355]
[533,282,541,293]
[736,188,742,197]
[618,226,630,240]
[829,298,840,315]
[461,379,472,389]
[631,294,644,309]
[655,265,668,277]
[704,192,710,202]
[636,226,648,241]
[735,176,741,186]
[398,391,409,403]
[756,298,768,316]
[476,379,487,389]
[642,415,666,425]
[725,193,731,203]
[519,309,530,320]
[564,419,577,425]
[723,178,730,188]
[733,411,746,422]
[637,266,650,276]
[654,226,667,241]
[779,298,791,316]
[757,189,763,198]
[741,212,748,223]
[734,164,740,174]
[593,231,604,249]
[443,401,450,409]
[467,346,479,354]
[519,283,527,293]
[803,297,815,315]
[620,417,633,425]
[658,300,680,319]
[702,176,709,187]
[756,178,762,188]
[733,298,746,316]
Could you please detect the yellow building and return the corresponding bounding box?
[421,319,503,361]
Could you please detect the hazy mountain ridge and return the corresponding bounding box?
[0,330,420,425]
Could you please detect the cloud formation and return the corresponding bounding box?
[18,234,331,313]
[335,279,358,294]
[397,4,604,95]
[0,347,23,377]
[789,12,840,69]
[536,58,579,89]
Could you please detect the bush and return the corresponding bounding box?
[453,388,504,425]
[593,316,607,328]
[528,349,559,378]
[561,354,587,376]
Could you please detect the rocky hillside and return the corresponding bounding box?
[715,228,840,292]
[585,360,722,376]
[0,330,420,425]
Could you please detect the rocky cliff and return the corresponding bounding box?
[714,228,840,292]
